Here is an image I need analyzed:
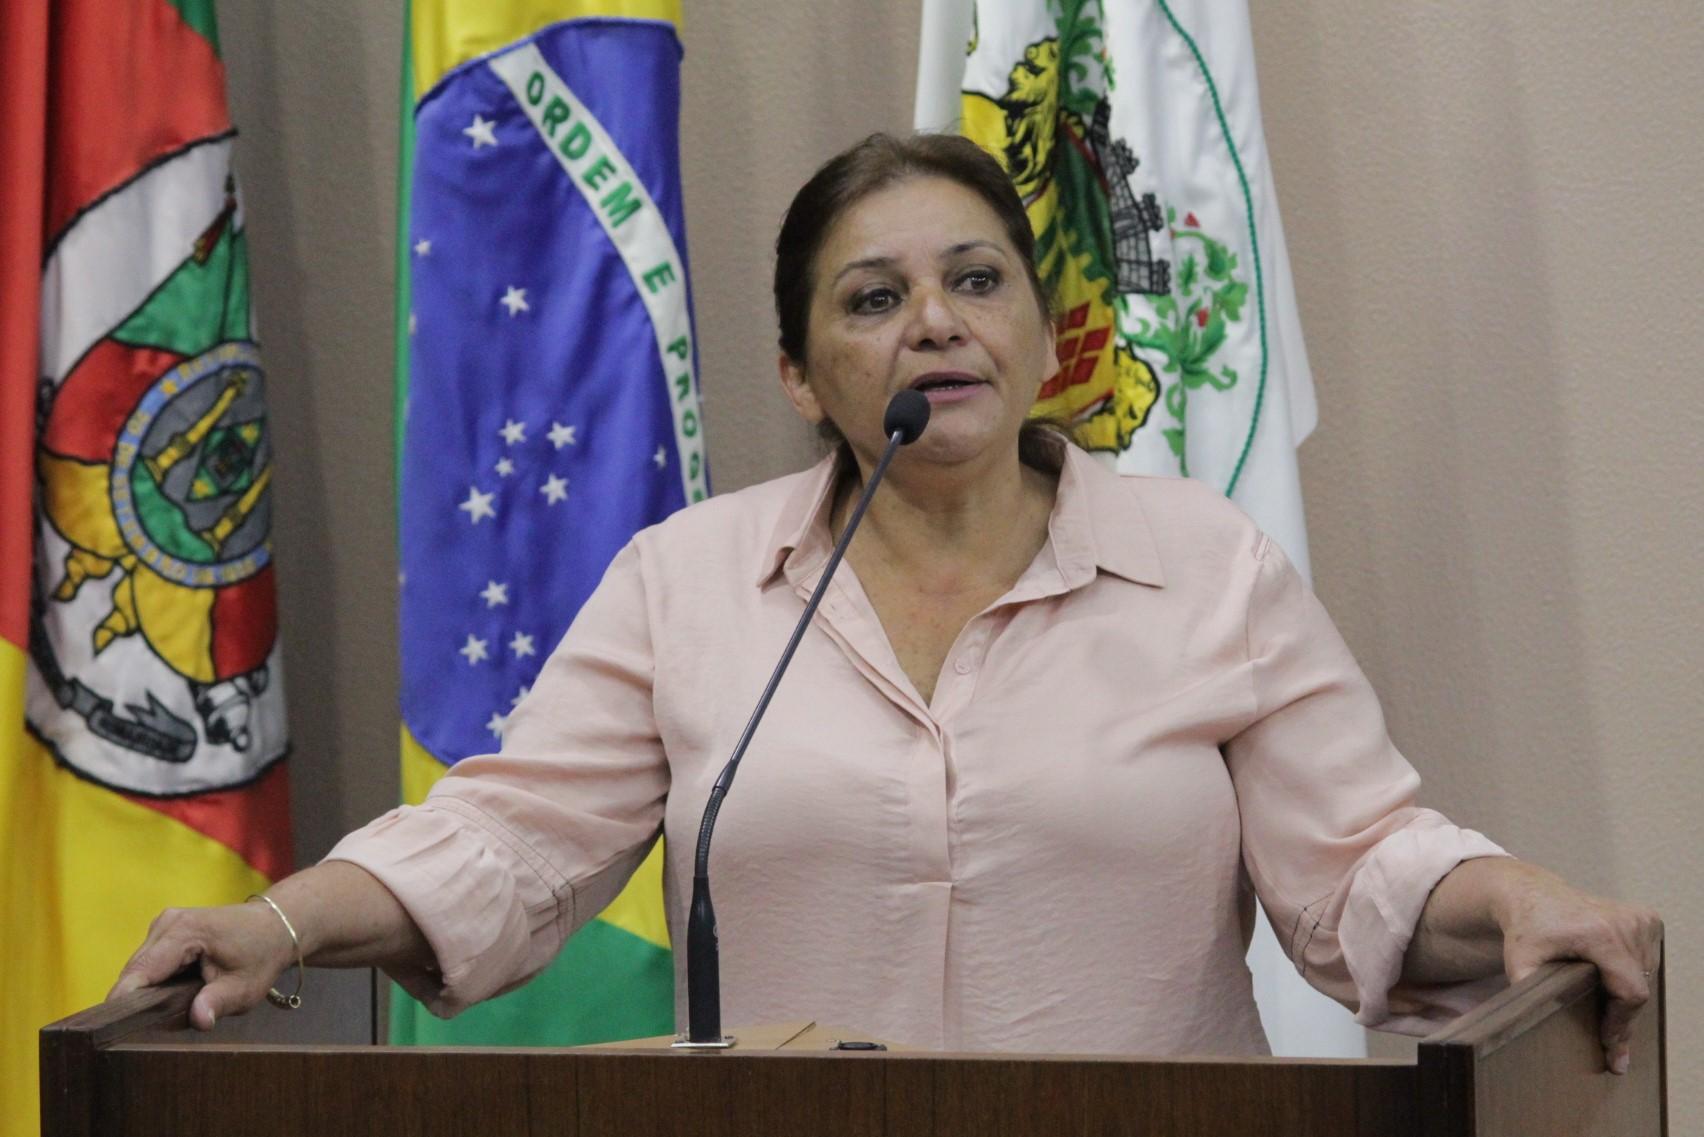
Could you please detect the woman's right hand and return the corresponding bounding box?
[108,898,299,1030]
[106,862,432,1030]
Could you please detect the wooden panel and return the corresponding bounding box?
[1475,968,1663,1137]
[1418,960,1666,1137]
[575,1050,888,1136]
[103,1048,577,1137]
[882,1059,938,1134]
[40,980,203,1137]
[38,1014,96,1137]
[887,1054,1417,1137]
[55,962,1663,1137]
[45,983,1424,1137]
[85,1046,1419,1137]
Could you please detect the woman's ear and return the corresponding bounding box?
[777,350,825,425]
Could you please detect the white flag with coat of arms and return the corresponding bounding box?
[916,0,1355,1058]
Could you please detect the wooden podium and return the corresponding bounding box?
[41,960,1665,1136]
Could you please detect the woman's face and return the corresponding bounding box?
[778,176,1058,471]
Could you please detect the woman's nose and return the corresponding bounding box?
[906,286,967,348]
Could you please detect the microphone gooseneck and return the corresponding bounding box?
[681,390,930,1046]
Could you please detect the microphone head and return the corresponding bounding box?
[883,390,931,445]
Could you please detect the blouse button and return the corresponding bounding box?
[954,657,973,675]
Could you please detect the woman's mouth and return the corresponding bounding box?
[909,374,989,404]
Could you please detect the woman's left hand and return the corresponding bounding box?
[1409,857,1663,1075]
[1492,862,1663,1075]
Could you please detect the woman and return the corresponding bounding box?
[112,134,1660,1068]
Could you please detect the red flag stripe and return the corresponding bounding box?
[41,340,187,463]
[0,2,49,649]
[45,0,230,247]
[124,758,295,881]
[210,565,280,679]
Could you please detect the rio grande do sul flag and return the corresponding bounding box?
[391,0,700,1047]
[917,0,1353,1057]
[0,1,292,1132]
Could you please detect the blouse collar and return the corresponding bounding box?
[757,444,1166,591]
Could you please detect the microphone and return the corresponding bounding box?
[677,389,930,1047]
[883,387,930,445]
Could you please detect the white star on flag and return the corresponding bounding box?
[480,580,509,608]
[464,114,498,148]
[510,685,530,708]
[547,422,577,449]
[458,486,496,524]
[540,474,569,504]
[500,419,527,445]
[500,286,530,316]
[495,457,515,477]
[653,445,668,469]
[413,238,432,256]
[485,710,507,738]
[510,632,536,659]
[460,634,490,664]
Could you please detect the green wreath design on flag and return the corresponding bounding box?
[1120,206,1250,464]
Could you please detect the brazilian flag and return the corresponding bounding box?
[391,0,705,1046]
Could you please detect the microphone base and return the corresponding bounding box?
[669,1033,738,1050]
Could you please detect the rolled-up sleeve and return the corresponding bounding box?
[1224,531,1508,1033]
[324,541,668,1016]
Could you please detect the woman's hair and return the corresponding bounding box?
[773,132,1071,470]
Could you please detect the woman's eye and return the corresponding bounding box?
[850,287,899,314]
[956,268,1000,293]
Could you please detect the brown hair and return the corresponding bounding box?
[773,132,1070,470]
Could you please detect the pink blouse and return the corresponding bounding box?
[327,446,1506,1054]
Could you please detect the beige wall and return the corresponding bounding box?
[1248,5,1704,1102]
[221,0,1700,1117]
